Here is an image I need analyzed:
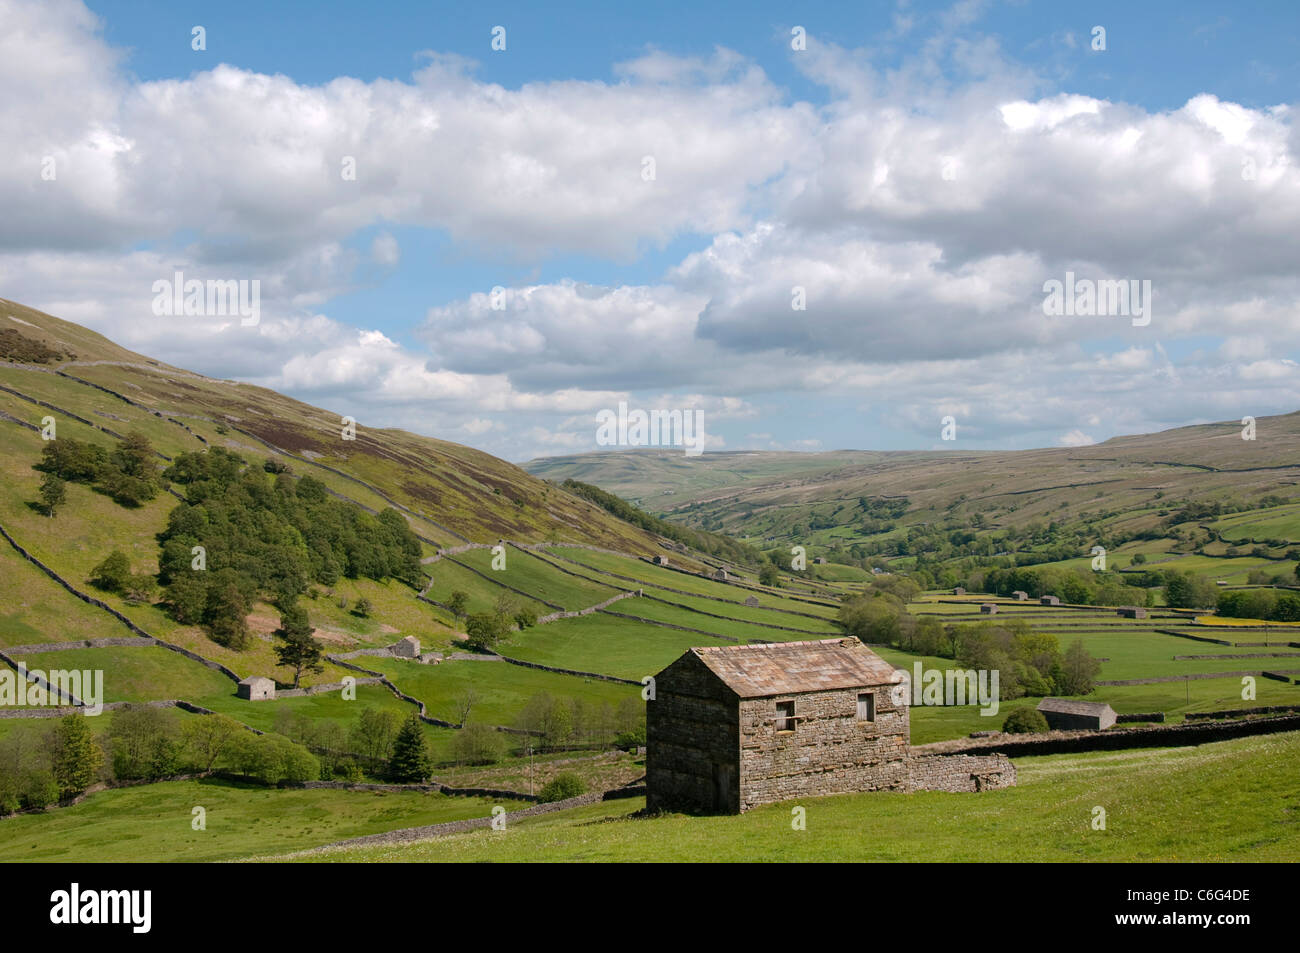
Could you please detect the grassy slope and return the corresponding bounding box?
[284,732,1300,862]
[0,777,523,862]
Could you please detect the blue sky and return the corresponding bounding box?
[3,0,1298,460]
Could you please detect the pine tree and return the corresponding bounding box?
[51,714,103,799]
[273,603,323,688]
[387,714,432,782]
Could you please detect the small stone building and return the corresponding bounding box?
[744,595,760,607]
[1037,697,1117,731]
[392,635,421,658]
[980,603,998,615]
[646,638,910,814]
[1040,594,1061,606]
[814,557,828,565]
[711,568,729,582]
[1116,606,1148,619]
[1011,590,1029,601]
[653,555,670,567]
[952,587,966,595]
[238,676,276,701]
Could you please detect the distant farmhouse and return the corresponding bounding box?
[980,603,998,614]
[1040,594,1061,606]
[952,587,966,595]
[653,555,670,567]
[711,568,729,582]
[1116,606,1148,619]
[1011,590,1029,601]
[646,638,1014,814]
[1037,698,1117,731]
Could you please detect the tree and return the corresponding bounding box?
[1057,639,1102,695]
[181,713,243,772]
[388,714,432,782]
[446,590,469,619]
[352,596,373,618]
[538,772,585,803]
[88,550,132,593]
[464,612,507,652]
[759,564,781,587]
[1002,708,1049,734]
[108,705,181,780]
[455,687,478,728]
[164,570,208,624]
[452,722,506,765]
[272,603,324,688]
[50,715,103,799]
[38,473,66,517]
[350,707,401,769]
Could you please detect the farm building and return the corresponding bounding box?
[814,557,828,565]
[653,555,670,566]
[712,568,729,582]
[980,603,998,615]
[646,638,910,813]
[1012,590,1029,601]
[952,587,966,595]
[392,635,421,658]
[1040,594,1061,606]
[238,676,276,701]
[1116,606,1148,619]
[744,595,760,607]
[1037,698,1117,731]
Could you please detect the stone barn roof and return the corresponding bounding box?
[1036,698,1115,717]
[239,676,273,687]
[690,638,898,698]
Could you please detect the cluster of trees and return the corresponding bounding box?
[837,593,1102,698]
[979,566,1153,607]
[458,593,538,652]
[271,706,430,781]
[1217,588,1300,622]
[560,479,768,568]
[511,692,644,755]
[36,433,161,507]
[88,550,157,604]
[0,707,321,813]
[156,448,422,648]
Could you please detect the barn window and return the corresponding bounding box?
[775,700,796,732]
[857,692,875,722]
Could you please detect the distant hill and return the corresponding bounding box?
[524,414,1300,580]
[0,298,672,553]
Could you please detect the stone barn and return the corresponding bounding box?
[980,603,998,615]
[711,568,729,582]
[646,638,909,814]
[814,557,828,565]
[1012,590,1029,601]
[744,595,760,607]
[1116,606,1148,619]
[1037,697,1117,731]
[952,587,966,595]
[392,635,421,658]
[653,555,670,567]
[1040,594,1061,606]
[238,676,276,701]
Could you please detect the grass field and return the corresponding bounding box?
[0,777,523,862]
[282,731,1300,862]
[500,612,734,680]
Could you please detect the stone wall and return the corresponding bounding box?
[737,685,909,812]
[907,753,1015,793]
